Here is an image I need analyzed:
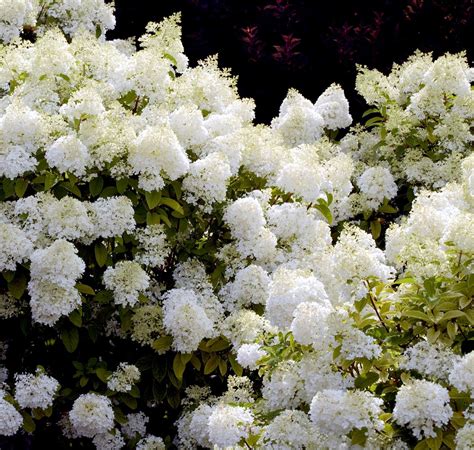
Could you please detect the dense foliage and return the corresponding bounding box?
[0,1,472,449]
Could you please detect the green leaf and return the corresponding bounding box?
[116,178,128,194]
[314,202,332,224]
[96,368,110,383]
[403,310,431,322]
[152,357,167,382]
[163,53,178,66]
[160,197,185,215]
[146,212,161,225]
[76,283,95,295]
[8,275,27,299]
[350,428,368,446]
[218,358,227,376]
[94,242,108,267]
[379,203,398,214]
[15,178,28,198]
[370,220,382,240]
[354,371,379,389]
[152,336,173,353]
[204,354,219,375]
[145,190,162,209]
[173,354,186,381]
[440,310,466,321]
[89,176,104,197]
[22,411,35,433]
[68,309,82,327]
[44,173,57,190]
[61,327,79,353]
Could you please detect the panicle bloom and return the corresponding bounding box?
[92,430,125,450]
[455,423,474,450]
[69,393,114,438]
[357,166,398,208]
[236,343,266,370]
[103,261,150,307]
[136,435,166,450]
[131,304,164,348]
[45,135,91,177]
[449,352,474,393]
[393,380,453,439]
[309,389,383,438]
[0,394,23,436]
[14,370,59,409]
[122,412,149,438]
[207,404,254,448]
[0,222,33,271]
[400,341,460,381]
[134,225,170,268]
[107,363,141,393]
[261,410,313,449]
[314,83,352,130]
[89,196,136,239]
[162,289,215,353]
[129,125,189,191]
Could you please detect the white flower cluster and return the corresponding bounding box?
[449,352,474,393]
[107,363,141,393]
[28,240,85,325]
[103,261,150,307]
[393,380,453,439]
[0,390,23,436]
[14,370,59,409]
[69,393,114,438]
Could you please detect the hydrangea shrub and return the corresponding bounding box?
[0,1,472,449]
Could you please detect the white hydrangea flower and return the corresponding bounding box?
[314,83,352,130]
[44,196,94,241]
[272,89,324,146]
[449,352,474,393]
[107,363,140,393]
[0,395,23,436]
[183,152,232,210]
[28,240,85,325]
[262,361,304,410]
[207,404,254,448]
[224,197,266,241]
[89,196,136,239]
[236,343,266,370]
[103,261,149,307]
[69,393,115,438]
[309,389,383,438]
[220,264,270,311]
[92,430,125,450]
[0,222,34,271]
[0,0,39,43]
[400,341,460,381]
[455,423,474,450]
[129,125,189,192]
[134,225,170,268]
[221,309,270,348]
[162,288,215,353]
[131,304,164,347]
[122,412,148,438]
[262,410,313,449]
[290,301,333,346]
[45,135,91,177]
[357,166,398,208]
[169,105,209,148]
[14,370,59,409]
[136,435,166,450]
[393,380,453,439]
[266,269,330,329]
[29,239,85,290]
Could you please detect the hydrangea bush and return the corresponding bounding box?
[0,1,472,449]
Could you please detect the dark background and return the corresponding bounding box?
[108,0,473,123]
